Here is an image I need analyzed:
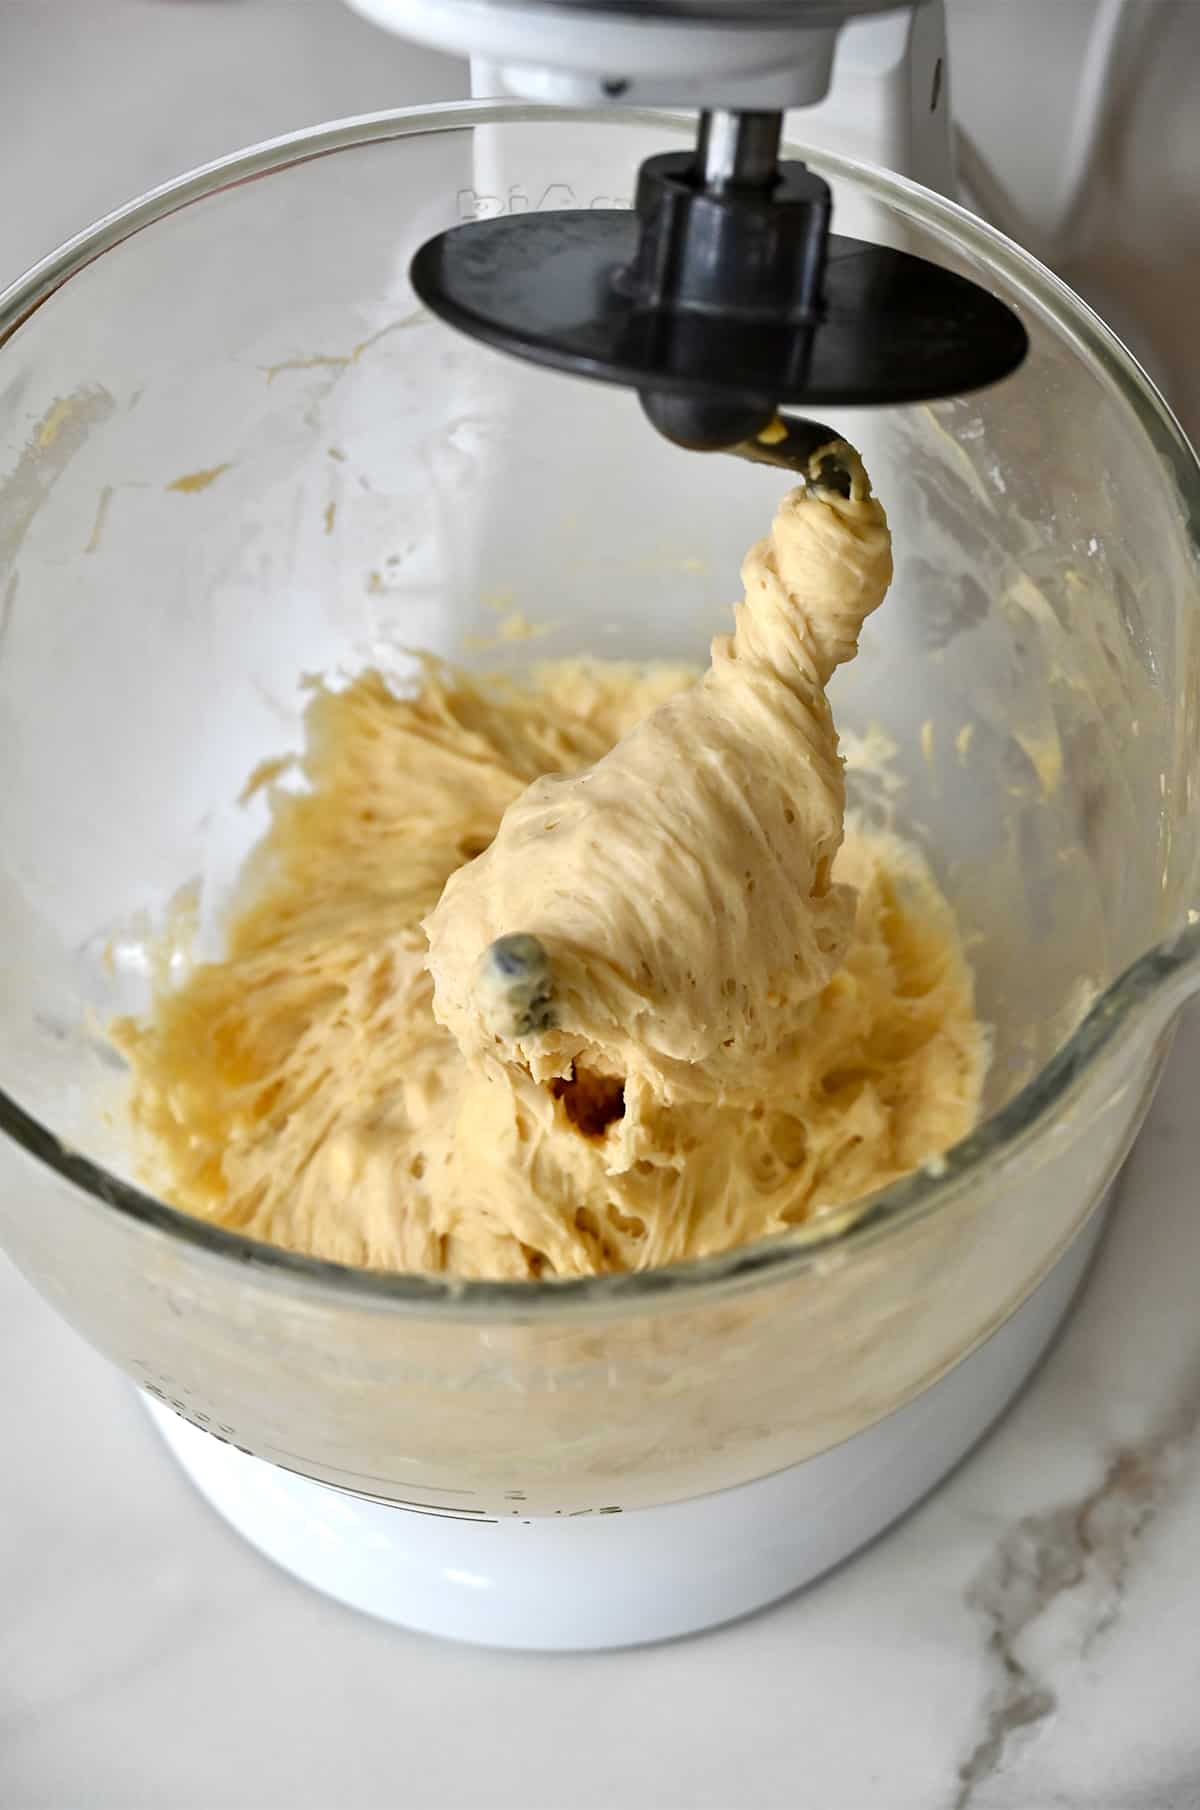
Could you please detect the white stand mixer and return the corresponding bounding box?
[141,0,1111,1647]
[152,1214,1105,1648]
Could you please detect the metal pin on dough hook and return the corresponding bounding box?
[727,414,863,499]
[476,933,557,1039]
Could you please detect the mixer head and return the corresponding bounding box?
[409,107,1029,453]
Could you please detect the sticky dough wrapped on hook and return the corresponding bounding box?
[423,442,893,1108]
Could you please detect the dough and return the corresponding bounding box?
[112,445,986,1279]
[426,442,893,1111]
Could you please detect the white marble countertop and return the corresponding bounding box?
[3,4,1200,1806]
[4,1010,1200,1810]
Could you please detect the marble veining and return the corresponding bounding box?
[957,1417,1196,1806]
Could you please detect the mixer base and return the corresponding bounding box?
[147,1206,1106,1650]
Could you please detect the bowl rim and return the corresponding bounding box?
[2,98,1199,1319]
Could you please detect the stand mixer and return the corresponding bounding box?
[369,0,1028,455]
[1,6,1198,1650]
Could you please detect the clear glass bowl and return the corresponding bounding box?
[1,104,1198,1516]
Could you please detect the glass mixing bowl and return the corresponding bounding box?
[1,104,1198,1518]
